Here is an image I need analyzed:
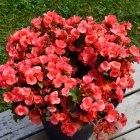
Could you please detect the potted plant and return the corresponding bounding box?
[0,11,139,140]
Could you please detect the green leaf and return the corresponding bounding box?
[38,82,43,89]
[69,87,81,103]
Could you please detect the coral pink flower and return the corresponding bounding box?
[118,114,127,128]
[34,95,43,104]
[67,16,81,25]
[53,74,66,88]
[80,97,93,111]
[110,69,121,77]
[47,106,56,113]
[104,15,117,25]
[115,87,124,102]
[64,78,77,88]
[106,110,119,122]
[98,61,110,73]
[29,111,41,125]
[31,17,42,28]
[25,95,34,106]
[100,48,108,57]
[109,61,121,70]
[91,85,102,100]
[35,72,43,81]
[71,28,80,39]
[3,92,13,103]
[108,43,119,58]
[55,40,67,49]
[61,87,70,96]
[6,74,17,85]
[47,70,58,80]
[20,87,31,96]
[77,20,88,33]
[82,75,93,84]
[49,91,60,104]
[127,76,134,88]
[61,122,81,137]
[39,55,48,64]
[129,45,140,56]
[91,100,105,111]
[44,95,49,102]
[43,14,53,26]
[15,105,29,116]
[85,35,96,44]
[116,77,128,89]
[50,113,59,125]
[50,113,67,125]
[25,74,37,85]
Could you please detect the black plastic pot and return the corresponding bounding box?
[43,122,93,140]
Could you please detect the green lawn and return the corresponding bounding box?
[0,0,140,112]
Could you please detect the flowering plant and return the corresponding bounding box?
[0,11,140,139]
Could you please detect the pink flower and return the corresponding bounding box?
[50,113,67,125]
[53,74,66,88]
[80,97,93,111]
[50,113,59,125]
[47,106,56,113]
[85,35,96,44]
[3,92,13,103]
[35,72,43,81]
[25,74,37,85]
[25,95,34,106]
[71,28,80,39]
[98,61,110,73]
[104,15,117,25]
[108,43,119,58]
[55,40,67,49]
[47,70,58,80]
[29,111,41,125]
[31,17,42,28]
[39,55,48,64]
[15,105,29,116]
[77,20,88,33]
[100,48,108,57]
[116,77,128,89]
[115,87,124,102]
[118,114,127,128]
[106,110,119,122]
[82,75,93,84]
[91,85,102,100]
[61,122,81,137]
[109,61,121,70]
[43,14,53,26]
[110,69,121,77]
[91,100,105,111]
[119,46,129,58]
[34,95,43,104]
[129,45,139,56]
[49,91,60,104]
[6,74,17,85]
[20,87,31,96]
[61,87,70,96]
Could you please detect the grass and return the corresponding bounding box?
[0,0,140,112]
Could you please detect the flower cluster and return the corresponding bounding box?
[0,11,139,139]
